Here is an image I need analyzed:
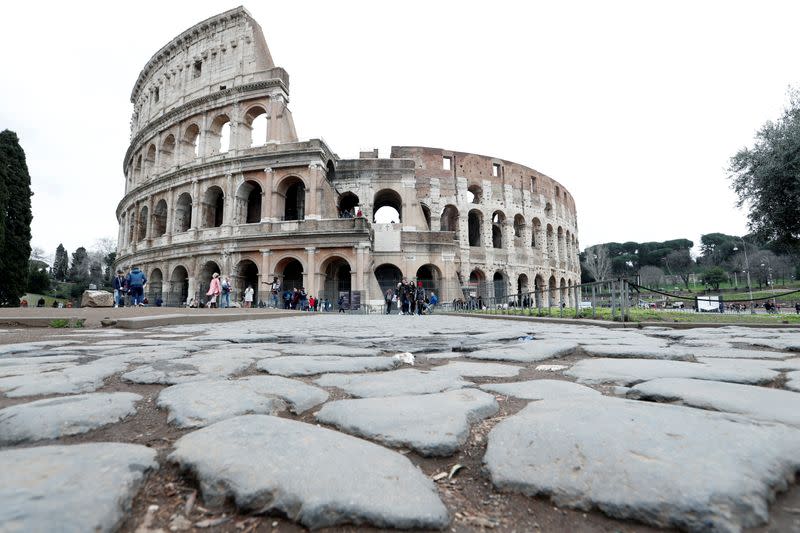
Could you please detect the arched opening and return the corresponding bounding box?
[491,211,505,249]
[546,224,555,259]
[137,206,148,242]
[235,180,262,224]
[513,214,525,245]
[183,124,200,161]
[147,268,163,304]
[468,269,487,301]
[209,115,232,154]
[560,277,567,306]
[236,259,259,305]
[175,193,192,232]
[548,275,558,307]
[160,134,175,170]
[420,204,431,230]
[202,186,225,228]
[277,258,304,292]
[493,271,507,302]
[152,199,167,237]
[440,204,459,238]
[416,264,442,295]
[145,144,156,177]
[531,218,541,248]
[134,155,142,181]
[517,274,529,306]
[534,274,545,308]
[338,192,359,218]
[468,209,483,247]
[326,160,336,181]
[375,263,403,295]
[169,265,189,306]
[557,227,565,265]
[246,106,268,147]
[321,256,352,303]
[373,189,402,223]
[127,212,136,244]
[467,184,482,204]
[198,261,221,303]
[277,177,305,221]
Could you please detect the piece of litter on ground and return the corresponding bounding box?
[432,472,448,481]
[448,463,465,479]
[393,352,415,365]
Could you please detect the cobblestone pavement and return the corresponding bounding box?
[1,314,799,532]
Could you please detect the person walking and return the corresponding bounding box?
[337,294,346,313]
[428,291,438,314]
[270,277,280,308]
[206,272,221,308]
[220,276,231,308]
[384,288,394,314]
[244,285,254,308]
[126,266,147,307]
[112,269,127,308]
[414,282,426,315]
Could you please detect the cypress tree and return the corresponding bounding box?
[53,243,68,281]
[0,130,32,306]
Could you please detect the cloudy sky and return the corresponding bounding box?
[1,1,796,262]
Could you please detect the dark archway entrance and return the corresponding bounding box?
[236,260,259,305]
[284,181,305,221]
[375,264,403,295]
[170,265,189,306]
[321,257,352,304]
[416,264,441,295]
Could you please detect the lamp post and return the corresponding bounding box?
[733,241,756,314]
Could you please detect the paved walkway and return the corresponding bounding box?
[1,314,799,532]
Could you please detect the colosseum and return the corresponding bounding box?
[115,6,580,309]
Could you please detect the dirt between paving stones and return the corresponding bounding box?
[4,335,800,532]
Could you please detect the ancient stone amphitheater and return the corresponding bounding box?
[115,7,580,308]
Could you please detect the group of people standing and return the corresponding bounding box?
[384,278,438,315]
[112,266,149,307]
[204,272,254,308]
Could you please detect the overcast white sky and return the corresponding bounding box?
[1,0,796,262]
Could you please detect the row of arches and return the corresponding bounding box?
[127,104,272,188]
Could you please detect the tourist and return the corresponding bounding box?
[220,276,231,308]
[112,269,127,307]
[308,295,316,311]
[796,302,800,314]
[415,282,426,315]
[36,297,45,308]
[206,272,221,308]
[384,288,394,314]
[299,287,308,310]
[291,288,301,309]
[337,294,346,313]
[428,291,438,313]
[243,284,254,308]
[356,207,363,217]
[270,277,280,308]
[283,289,292,309]
[20,298,28,307]
[126,266,147,306]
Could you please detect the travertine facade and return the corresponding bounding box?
[116,7,579,307]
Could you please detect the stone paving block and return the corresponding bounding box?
[484,396,800,531]
[566,358,778,386]
[169,415,449,529]
[158,376,329,428]
[0,443,157,532]
[276,344,382,357]
[580,344,695,361]
[784,371,800,392]
[121,352,256,384]
[0,358,129,397]
[466,340,577,362]
[316,389,498,456]
[0,392,141,444]
[257,355,398,376]
[481,379,601,400]
[629,377,800,427]
[316,368,473,398]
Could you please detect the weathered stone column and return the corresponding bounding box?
[190,179,199,233]
[355,243,367,297]
[145,197,154,244]
[259,249,272,297]
[306,163,322,220]
[305,247,317,296]
[165,188,175,244]
[262,167,273,221]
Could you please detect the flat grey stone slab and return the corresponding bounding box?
[158,376,328,428]
[698,357,800,373]
[276,344,382,357]
[466,340,577,362]
[315,368,473,398]
[629,377,800,427]
[481,379,601,400]
[434,361,524,378]
[580,344,695,361]
[0,443,157,532]
[257,356,398,376]
[0,392,141,444]
[0,340,79,357]
[169,415,449,529]
[484,396,800,531]
[691,346,794,359]
[566,358,778,386]
[0,358,128,397]
[787,371,800,392]
[121,352,256,384]
[316,389,498,456]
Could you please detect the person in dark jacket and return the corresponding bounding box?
[126,266,147,306]
[112,269,127,307]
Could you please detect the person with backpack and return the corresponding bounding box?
[414,282,426,315]
[126,266,147,307]
[112,269,127,308]
[428,291,439,314]
[220,276,231,308]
